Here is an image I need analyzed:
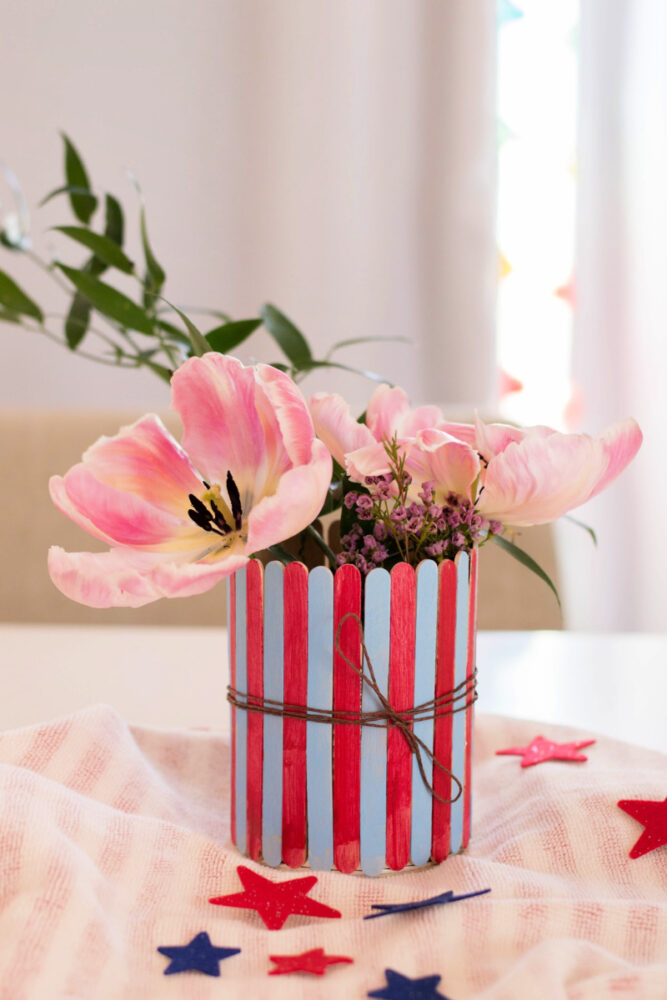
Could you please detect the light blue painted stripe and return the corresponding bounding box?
[234,567,248,856]
[360,567,391,875]
[262,562,284,866]
[410,560,439,866]
[307,566,334,871]
[450,552,470,854]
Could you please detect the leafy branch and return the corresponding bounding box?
[0,134,402,386]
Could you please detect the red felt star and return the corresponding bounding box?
[617,797,667,859]
[496,734,595,767]
[268,947,353,976]
[209,865,342,930]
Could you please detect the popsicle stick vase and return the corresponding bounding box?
[227,550,478,875]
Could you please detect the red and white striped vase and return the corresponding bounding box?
[227,550,478,875]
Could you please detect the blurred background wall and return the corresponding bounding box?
[0,0,496,414]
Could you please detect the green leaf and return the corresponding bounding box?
[0,307,21,324]
[260,303,312,368]
[39,184,97,209]
[163,301,211,356]
[491,535,561,608]
[87,194,126,277]
[104,194,124,246]
[266,361,289,372]
[61,134,97,224]
[563,514,597,546]
[52,227,135,274]
[326,334,411,358]
[155,318,192,346]
[205,318,262,353]
[140,206,165,293]
[57,264,155,334]
[64,293,91,349]
[0,270,43,321]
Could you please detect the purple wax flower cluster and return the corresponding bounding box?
[337,474,502,575]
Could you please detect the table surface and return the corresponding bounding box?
[2,625,665,752]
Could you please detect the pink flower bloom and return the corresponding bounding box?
[473,415,643,526]
[49,355,332,607]
[310,382,642,529]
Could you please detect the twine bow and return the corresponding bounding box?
[335,612,471,805]
[227,612,477,806]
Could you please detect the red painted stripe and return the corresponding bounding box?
[282,562,309,868]
[386,563,416,871]
[332,564,362,873]
[431,559,457,863]
[462,549,478,847]
[229,574,237,847]
[245,560,264,862]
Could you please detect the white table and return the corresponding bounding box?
[1,625,664,752]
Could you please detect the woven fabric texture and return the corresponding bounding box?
[0,706,664,999]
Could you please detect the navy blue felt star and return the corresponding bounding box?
[364,887,491,920]
[157,931,240,976]
[368,968,451,1000]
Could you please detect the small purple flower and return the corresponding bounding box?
[418,481,435,504]
[344,492,358,509]
[451,531,465,548]
[425,540,445,557]
[373,521,388,542]
[489,520,503,535]
[448,511,461,527]
[390,505,407,522]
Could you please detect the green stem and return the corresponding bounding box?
[305,523,337,569]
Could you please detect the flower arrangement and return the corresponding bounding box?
[0,136,642,604]
[3,136,645,874]
[46,350,641,607]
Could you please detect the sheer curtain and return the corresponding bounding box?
[557,0,666,631]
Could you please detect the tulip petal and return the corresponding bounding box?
[365,384,410,441]
[408,430,481,499]
[308,392,375,468]
[48,545,248,608]
[171,354,269,502]
[474,413,555,459]
[49,474,117,545]
[245,439,332,554]
[585,418,643,502]
[344,441,393,483]
[433,422,478,447]
[257,364,317,469]
[398,404,446,437]
[80,415,202,515]
[60,465,192,548]
[478,432,606,526]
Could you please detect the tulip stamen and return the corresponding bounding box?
[187,474,246,540]
[226,471,243,531]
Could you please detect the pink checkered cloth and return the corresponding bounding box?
[0,706,664,999]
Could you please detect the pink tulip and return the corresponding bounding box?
[310,383,642,527]
[474,415,643,526]
[49,355,332,607]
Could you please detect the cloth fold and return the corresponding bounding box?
[0,706,664,999]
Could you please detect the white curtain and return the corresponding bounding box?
[1,0,497,415]
[557,0,667,632]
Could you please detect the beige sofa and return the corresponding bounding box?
[0,409,562,629]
